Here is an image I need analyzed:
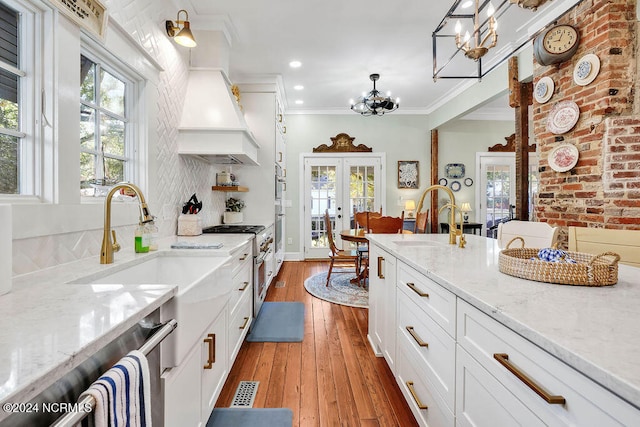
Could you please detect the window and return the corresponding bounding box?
[79,53,133,196]
[0,2,23,194]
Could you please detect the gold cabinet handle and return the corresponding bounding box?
[406,282,429,298]
[377,256,385,279]
[283,182,286,192]
[406,381,428,410]
[239,253,249,261]
[278,151,283,162]
[406,326,428,347]
[278,113,283,123]
[239,281,250,291]
[493,353,565,404]
[283,125,286,134]
[283,168,287,178]
[203,333,216,369]
[239,317,250,330]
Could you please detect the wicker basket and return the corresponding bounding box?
[499,237,620,286]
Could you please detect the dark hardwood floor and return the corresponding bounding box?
[216,261,418,427]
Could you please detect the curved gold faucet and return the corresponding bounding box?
[415,184,459,246]
[100,183,153,264]
[439,203,466,248]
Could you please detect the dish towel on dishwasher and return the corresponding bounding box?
[81,350,152,427]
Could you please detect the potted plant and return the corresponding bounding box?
[224,197,245,224]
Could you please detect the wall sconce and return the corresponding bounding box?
[165,10,197,47]
[460,202,472,223]
[404,199,416,218]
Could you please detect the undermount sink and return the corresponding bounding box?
[70,253,233,367]
[392,240,443,247]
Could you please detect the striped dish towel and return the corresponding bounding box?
[81,350,152,427]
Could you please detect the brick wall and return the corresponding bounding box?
[533,0,639,247]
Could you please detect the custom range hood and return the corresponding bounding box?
[177,29,260,165]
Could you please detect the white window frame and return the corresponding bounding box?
[79,45,138,198]
[0,0,44,199]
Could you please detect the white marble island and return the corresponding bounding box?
[367,232,640,426]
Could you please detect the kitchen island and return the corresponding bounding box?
[367,232,640,426]
[0,233,252,424]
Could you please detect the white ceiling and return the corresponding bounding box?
[183,0,575,116]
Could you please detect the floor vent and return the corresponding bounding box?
[275,280,286,288]
[230,381,259,408]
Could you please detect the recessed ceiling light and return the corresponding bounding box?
[289,60,302,68]
[295,100,304,105]
[461,1,473,8]
[293,85,304,91]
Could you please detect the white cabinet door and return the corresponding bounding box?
[163,344,203,427]
[368,243,396,372]
[201,310,228,422]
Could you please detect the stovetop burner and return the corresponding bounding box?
[202,224,266,234]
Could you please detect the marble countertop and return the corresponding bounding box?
[0,233,253,419]
[367,232,640,409]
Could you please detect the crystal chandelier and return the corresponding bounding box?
[350,74,399,116]
[454,1,498,61]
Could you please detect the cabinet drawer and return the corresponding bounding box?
[229,260,252,319]
[397,289,455,410]
[228,288,252,362]
[397,262,456,337]
[230,242,252,276]
[457,299,640,426]
[396,338,454,427]
[456,344,544,427]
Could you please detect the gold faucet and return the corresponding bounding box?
[415,184,459,245]
[439,203,466,248]
[100,183,153,264]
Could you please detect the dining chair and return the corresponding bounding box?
[414,210,429,234]
[324,210,359,286]
[568,226,640,267]
[368,212,405,234]
[497,220,559,249]
[353,208,382,280]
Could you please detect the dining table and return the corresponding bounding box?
[340,229,369,285]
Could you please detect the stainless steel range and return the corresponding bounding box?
[202,224,273,316]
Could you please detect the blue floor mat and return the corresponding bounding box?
[206,408,293,427]
[246,302,304,342]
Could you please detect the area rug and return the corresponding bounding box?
[246,302,304,342]
[207,408,293,427]
[304,272,368,308]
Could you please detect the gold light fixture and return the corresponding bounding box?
[165,10,197,47]
[454,1,497,61]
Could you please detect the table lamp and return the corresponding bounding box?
[404,199,416,218]
[460,202,472,223]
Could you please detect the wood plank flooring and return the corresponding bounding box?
[216,261,418,427]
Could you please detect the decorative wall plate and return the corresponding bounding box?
[534,76,554,103]
[573,54,600,86]
[464,178,474,187]
[450,181,461,192]
[445,163,465,178]
[548,143,579,172]
[546,101,579,134]
[438,177,448,186]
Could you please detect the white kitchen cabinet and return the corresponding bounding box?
[457,299,640,427]
[163,309,227,427]
[368,243,396,373]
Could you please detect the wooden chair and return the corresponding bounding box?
[368,212,405,234]
[354,207,382,231]
[324,210,359,286]
[353,208,382,285]
[568,226,640,267]
[497,220,559,249]
[414,210,429,234]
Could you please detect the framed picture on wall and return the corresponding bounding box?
[398,161,419,189]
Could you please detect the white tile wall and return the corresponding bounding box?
[12,0,225,276]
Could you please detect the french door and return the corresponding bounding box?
[477,153,539,237]
[303,154,383,258]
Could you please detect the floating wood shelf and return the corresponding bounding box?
[212,186,249,192]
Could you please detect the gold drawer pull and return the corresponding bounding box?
[239,281,249,291]
[493,353,565,404]
[406,326,428,347]
[377,256,385,279]
[406,282,429,298]
[406,381,428,410]
[239,253,249,261]
[203,333,216,369]
[239,317,250,329]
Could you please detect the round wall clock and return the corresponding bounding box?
[533,24,580,66]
